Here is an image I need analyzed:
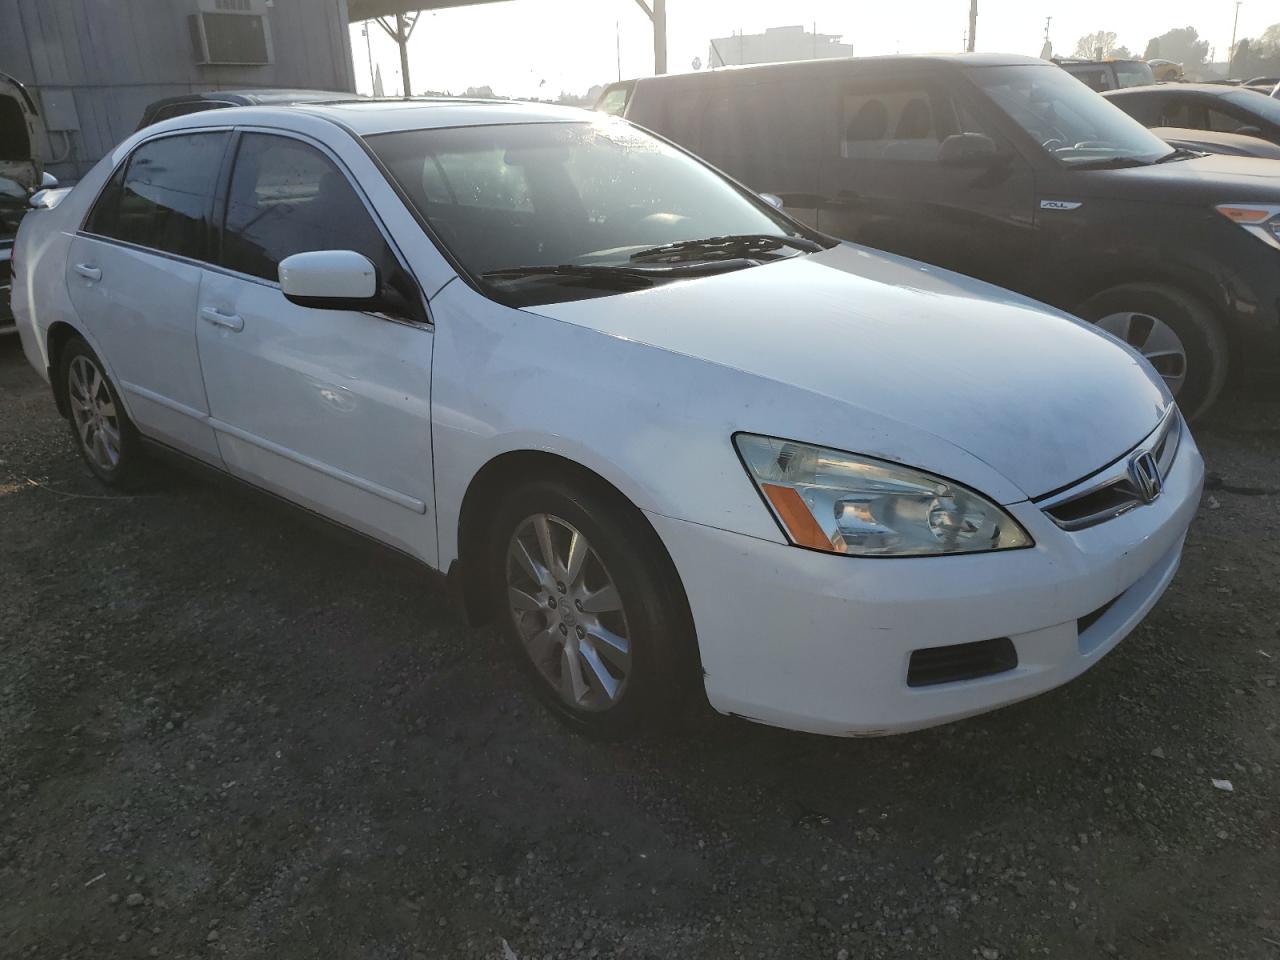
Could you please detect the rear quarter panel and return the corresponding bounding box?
[13,154,116,384]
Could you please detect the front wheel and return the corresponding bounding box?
[1078,283,1229,421]
[488,477,696,738]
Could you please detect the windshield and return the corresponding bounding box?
[368,118,816,305]
[1113,61,1155,88]
[1223,90,1280,125]
[969,64,1174,166]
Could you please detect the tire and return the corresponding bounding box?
[57,337,145,487]
[487,475,697,738]
[1077,283,1229,421]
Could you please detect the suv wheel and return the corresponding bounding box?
[1078,283,1228,420]
[59,337,144,487]
[488,476,696,738]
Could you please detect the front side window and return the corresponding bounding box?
[221,134,421,318]
[1221,90,1280,126]
[86,132,228,259]
[970,64,1174,167]
[369,119,821,306]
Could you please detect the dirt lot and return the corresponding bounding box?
[1,337,1278,960]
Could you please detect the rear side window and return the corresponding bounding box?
[85,132,228,260]
[596,83,633,117]
[220,133,420,317]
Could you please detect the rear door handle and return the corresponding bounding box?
[73,263,102,282]
[200,307,244,332]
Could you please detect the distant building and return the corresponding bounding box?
[0,0,355,180]
[708,25,855,68]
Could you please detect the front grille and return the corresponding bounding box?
[907,637,1017,687]
[1037,408,1182,532]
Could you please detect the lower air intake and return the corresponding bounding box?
[907,637,1018,688]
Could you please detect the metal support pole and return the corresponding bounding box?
[967,0,977,52]
[1228,1,1243,77]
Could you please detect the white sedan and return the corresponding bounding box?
[11,100,1203,737]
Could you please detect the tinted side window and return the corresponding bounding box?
[1113,95,1163,126]
[840,82,986,163]
[1161,98,1205,129]
[87,133,227,258]
[1206,105,1248,133]
[221,134,420,318]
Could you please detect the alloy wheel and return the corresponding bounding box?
[1096,311,1188,396]
[66,355,122,473]
[505,513,632,712]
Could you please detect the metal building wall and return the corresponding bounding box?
[0,0,357,180]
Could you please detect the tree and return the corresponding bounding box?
[1142,27,1209,71]
[1243,23,1280,76]
[1074,30,1124,60]
[1231,38,1251,76]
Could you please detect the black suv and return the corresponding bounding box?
[599,54,1280,418]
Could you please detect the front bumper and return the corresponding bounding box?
[648,430,1204,737]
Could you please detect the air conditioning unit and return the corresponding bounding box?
[189,0,274,66]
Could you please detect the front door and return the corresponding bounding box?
[195,132,437,563]
[816,72,1039,296]
[66,131,229,462]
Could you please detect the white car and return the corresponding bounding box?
[12,100,1204,738]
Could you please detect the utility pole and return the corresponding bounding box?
[1228,1,1243,76]
[375,12,420,97]
[967,0,977,52]
[1040,16,1052,59]
[633,0,667,74]
[363,22,375,94]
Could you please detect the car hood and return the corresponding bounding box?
[526,244,1169,500]
[1067,152,1280,204]
[1152,127,1280,160]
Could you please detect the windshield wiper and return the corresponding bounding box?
[1155,147,1201,163]
[1068,156,1154,170]
[628,233,824,264]
[480,261,746,289]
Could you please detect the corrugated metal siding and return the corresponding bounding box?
[0,0,356,179]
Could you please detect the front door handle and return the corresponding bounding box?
[200,307,244,332]
[73,263,102,282]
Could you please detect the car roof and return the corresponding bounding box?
[148,89,348,108]
[141,98,598,138]
[1104,83,1257,98]
[629,52,1045,85]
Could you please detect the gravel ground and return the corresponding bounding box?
[1,336,1278,960]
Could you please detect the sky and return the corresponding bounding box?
[348,0,1278,99]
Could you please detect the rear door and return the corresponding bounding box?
[66,130,229,463]
[195,130,436,562]
[816,69,1038,294]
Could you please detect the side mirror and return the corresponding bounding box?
[40,172,59,188]
[938,132,999,167]
[279,250,378,310]
[28,187,71,210]
[759,192,784,210]
[1234,125,1263,137]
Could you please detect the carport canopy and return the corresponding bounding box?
[347,0,666,94]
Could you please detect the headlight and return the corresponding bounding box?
[734,434,1032,557]
[1215,204,1280,251]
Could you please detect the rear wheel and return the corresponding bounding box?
[1078,283,1228,421]
[58,337,144,487]
[488,476,696,738]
